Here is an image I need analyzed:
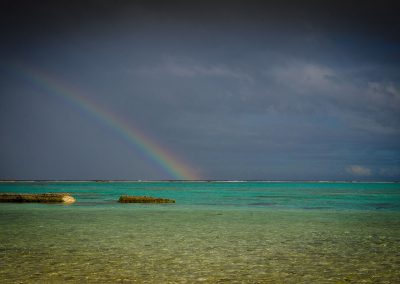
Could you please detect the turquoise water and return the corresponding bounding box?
[1,181,400,283]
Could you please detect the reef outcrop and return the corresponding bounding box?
[118,195,175,203]
[0,193,76,204]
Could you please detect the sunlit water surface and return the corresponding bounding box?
[1,182,399,283]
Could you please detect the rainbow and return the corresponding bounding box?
[8,63,200,180]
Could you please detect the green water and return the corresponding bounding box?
[1,182,400,283]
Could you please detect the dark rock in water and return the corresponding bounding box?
[249,202,275,206]
[118,195,175,203]
[0,193,76,203]
[367,203,394,209]
[302,206,330,210]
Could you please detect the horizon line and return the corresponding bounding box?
[0,179,398,183]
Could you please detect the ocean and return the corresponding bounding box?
[1,181,399,283]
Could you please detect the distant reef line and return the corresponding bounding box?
[0,180,398,183]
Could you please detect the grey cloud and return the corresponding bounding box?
[380,167,400,177]
[257,60,400,133]
[267,61,337,93]
[137,56,253,82]
[346,165,372,176]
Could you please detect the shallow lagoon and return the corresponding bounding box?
[1,182,400,283]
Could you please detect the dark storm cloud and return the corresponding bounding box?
[0,0,399,180]
[1,1,399,38]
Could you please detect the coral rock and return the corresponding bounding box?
[118,195,175,203]
[0,193,76,204]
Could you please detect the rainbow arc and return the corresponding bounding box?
[9,63,200,180]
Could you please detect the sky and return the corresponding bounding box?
[0,0,399,181]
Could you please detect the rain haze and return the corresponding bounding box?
[0,0,399,181]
